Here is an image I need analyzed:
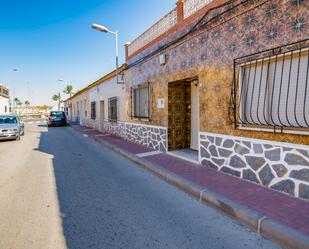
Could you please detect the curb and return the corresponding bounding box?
[73,127,309,249]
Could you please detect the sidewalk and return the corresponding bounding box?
[71,124,309,249]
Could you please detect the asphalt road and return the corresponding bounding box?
[0,123,279,249]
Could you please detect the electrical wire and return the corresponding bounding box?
[127,0,261,69]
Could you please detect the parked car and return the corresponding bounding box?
[48,111,67,127]
[0,115,24,141]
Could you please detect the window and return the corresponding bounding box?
[232,40,309,132]
[0,116,17,124]
[1,87,9,98]
[50,111,65,117]
[133,84,150,118]
[108,97,117,122]
[91,101,96,120]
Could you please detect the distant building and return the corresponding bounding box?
[0,84,10,115]
[51,103,64,111]
[15,105,52,115]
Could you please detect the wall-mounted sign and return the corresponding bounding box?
[157,98,165,109]
[159,54,166,65]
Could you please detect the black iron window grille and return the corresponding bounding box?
[108,97,118,122]
[230,39,309,132]
[132,83,150,119]
[91,101,96,120]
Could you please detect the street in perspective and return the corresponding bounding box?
[0,0,309,249]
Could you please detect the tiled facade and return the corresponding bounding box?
[125,0,309,199]
[127,0,309,141]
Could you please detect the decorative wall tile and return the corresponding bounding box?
[126,0,309,146]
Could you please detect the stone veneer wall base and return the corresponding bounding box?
[199,132,309,200]
[81,118,168,152]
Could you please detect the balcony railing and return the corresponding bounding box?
[128,8,177,57]
[127,0,216,58]
[183,0,213,19]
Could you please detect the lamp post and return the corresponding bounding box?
[91,23,121,84]
[12,68,18,112]
[26,82,30,114]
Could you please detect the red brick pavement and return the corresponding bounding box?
[71,124,309,237]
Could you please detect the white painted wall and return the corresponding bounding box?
[191,84,199,150]
[0,96,10,115]
[89,75,126,123]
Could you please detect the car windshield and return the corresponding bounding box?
[0,117,18,124]
[50,112,65,117]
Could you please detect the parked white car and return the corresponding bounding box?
[0,115,24,141]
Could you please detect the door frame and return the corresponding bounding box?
[167,76,199,151]
[190,81,200,150]
[99,100,105,132]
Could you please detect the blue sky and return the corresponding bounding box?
[0,0,175,106]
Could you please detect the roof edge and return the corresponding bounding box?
[64,64,126,102]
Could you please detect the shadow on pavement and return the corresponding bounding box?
[35,126,133,249]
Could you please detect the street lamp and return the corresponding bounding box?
[12,69,18,112]
[91,23,121,84]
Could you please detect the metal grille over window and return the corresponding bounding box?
[91,101,96,120]
[133,84,150,119]
[230,39,309,130]
[108,97,118,122]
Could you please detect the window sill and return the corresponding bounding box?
[238,125,309,136]
[132,117,151,122]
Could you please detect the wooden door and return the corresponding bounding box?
[168,83,191,150]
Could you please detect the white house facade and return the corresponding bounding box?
[0,84,10,115]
